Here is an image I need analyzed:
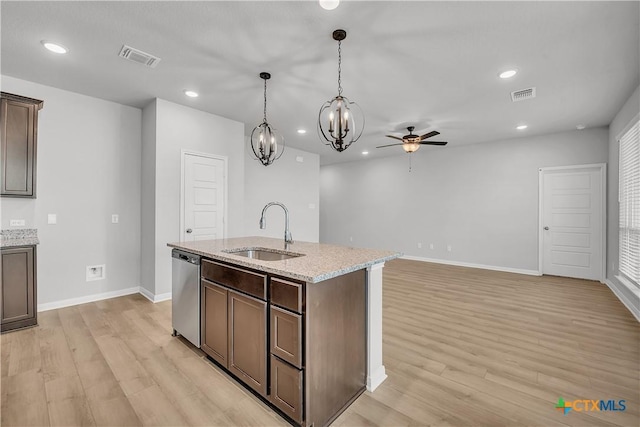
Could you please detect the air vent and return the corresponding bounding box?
[511,87,536,102]
[118,45,161,68]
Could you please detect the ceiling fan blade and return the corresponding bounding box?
[385,135,404,141]
[376,143,405,148]
[419,130,440,140]
[419,141,448,146]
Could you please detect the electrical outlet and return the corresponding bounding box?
[308,203,316,209]
[447,245,452,252]
[48,214,57,225]
[349,236,353,243]
[9,219,25,227]
[429,243,434,250]
[112,214,119,224]
[417,243,422,249]
[296,156,304,163]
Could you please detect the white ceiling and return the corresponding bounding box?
[2,1,638,165]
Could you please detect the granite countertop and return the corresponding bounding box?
[168,236,401,283]
[0,228,39,248]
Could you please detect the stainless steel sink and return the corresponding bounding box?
[223,248,303,261]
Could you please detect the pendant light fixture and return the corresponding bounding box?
[250,72,284,166]
[318,29,364,152]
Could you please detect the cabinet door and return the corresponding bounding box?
[201,280,228,367]
[1,246,36,332]
[228,289,267,396]
[0,97,38,197]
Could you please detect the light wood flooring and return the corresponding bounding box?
[1,259,639,426]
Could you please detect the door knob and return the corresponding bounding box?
[186,228,193,233]
[544,226,549,230]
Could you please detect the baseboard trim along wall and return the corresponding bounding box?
[38,287,172,312]
[604,279,640,322]
[139,287,172,303]
[401,255,542,276]
[38,286,140,312]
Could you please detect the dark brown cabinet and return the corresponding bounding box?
[201,279,228,367]
[270,305,302,368]
[201,260,268,396]
[270,355,303,424]
[200,258,366,426]
[228,289,267,396]
[0,92,43,198]
[1,245,37,332]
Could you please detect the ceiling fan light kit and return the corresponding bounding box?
[250,72,284,166]
[376,126,448,153]
[318,29,364,153]
[402,142,420,153]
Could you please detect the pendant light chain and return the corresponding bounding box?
[263,78,268,123]
[337,40,343,96]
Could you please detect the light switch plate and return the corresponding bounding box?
[296,156,304,163]
[9,219,25,227]
[112,214,119,224]
[308,203,316,209]
[48,214,57,225]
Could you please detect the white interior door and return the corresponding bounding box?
[540,165,605,281]
[182,153,226,242]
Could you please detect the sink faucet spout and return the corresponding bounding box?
[259,202,293,244]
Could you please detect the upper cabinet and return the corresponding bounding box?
[0,92,43,198]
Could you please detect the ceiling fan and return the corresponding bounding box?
[376,126,448,153]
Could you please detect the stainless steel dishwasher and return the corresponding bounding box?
[171,249,201,347]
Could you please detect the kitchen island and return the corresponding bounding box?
[167,236,400,427]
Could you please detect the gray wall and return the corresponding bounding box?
[244,143,320,242]
[141,98,245,298]
[1,76,142,306]
[140,100,157,297]
[320,128,609,273]
[606,85,640,315]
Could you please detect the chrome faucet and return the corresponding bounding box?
[260,202,293,244]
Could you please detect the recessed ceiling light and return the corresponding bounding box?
[516,124,528,130]
[319,0,340,10]
[184,90,199,98]
[297,129,307,134]
[499,69,518,79]
[576,124,586,130]
[362,151,369,155]
[41,41,68,54]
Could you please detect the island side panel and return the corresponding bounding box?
[305,269,366,427]
[366,262,387,391]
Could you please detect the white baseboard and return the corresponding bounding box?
[366,366,387,392]
[139,287,172,303]
[38,287,172,312]
[138,286,155,302]
[604,279,640,322]
[37,286,140,312]
[401,255,541,276]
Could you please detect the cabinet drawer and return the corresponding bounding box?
[270,305,302,368]
[270,356,303,425]
[270,278,303,314]
[202,259,266,300]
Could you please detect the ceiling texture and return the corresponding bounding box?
[2,1,638,165]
